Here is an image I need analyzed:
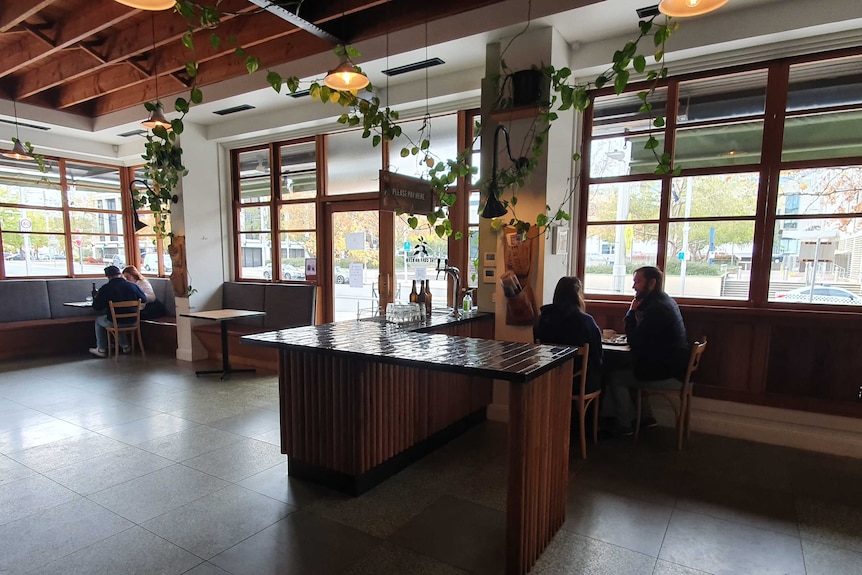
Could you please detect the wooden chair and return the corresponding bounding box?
[572,343,601,459]
[634,337,707,450]
[106,300,145,361]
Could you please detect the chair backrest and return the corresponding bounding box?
[572,343,589,398]
[535,339,590,398]
[108,299,142,329]
[683,337,708,384]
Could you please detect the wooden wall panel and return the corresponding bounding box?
[586,300,862,418]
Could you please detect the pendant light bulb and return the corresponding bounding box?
[3,100,35,161]
[114,0,176,10]
[324,60,369,91]
[2,139,34,161]
[141,104,172,131]
[658,0,729,17]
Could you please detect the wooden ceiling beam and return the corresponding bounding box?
[0,1,134,79]
[13,0,254,100]
[83,0,395,115]
[88,32,333,115]
[0,0,55,34]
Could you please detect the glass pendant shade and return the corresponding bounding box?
[141,104,171,130]
[324,61,370,91]
[114,0,176,10]
[658,0,729,17]
[2,139,33,160]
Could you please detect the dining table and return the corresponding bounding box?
[180,308,266,380]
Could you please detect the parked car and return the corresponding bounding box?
[775,285,861,305]
[263,263,305,280]
[142,253,172,272]
[5,252,22,260]
[334,266,348,284]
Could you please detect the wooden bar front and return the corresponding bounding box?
[244,315,577,575]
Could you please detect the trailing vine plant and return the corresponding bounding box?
[483,13,680,242]
[141,2,679,243]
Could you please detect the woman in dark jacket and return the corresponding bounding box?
[533,276,603,394]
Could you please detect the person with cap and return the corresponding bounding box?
[89,265,146,358]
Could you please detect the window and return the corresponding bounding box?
[233,140,318,282]
[580,50,862,308]
[131,167,171,276]
[1,155,133,278]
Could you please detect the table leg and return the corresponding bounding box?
[195,320,256,380]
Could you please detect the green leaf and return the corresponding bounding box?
[644,136,660,150]
[400,148,409,158]
[337,114,349,124]
[614,69,629,95]
[209,33,220,50]
[185,62,198,78]
[435,224,446,238]
[190,87,203,104]
[594,74,608,89]
[633,55,646,74]
[286,76,299,93]
[654,50,664,62]
[653,116,665,128]
[407,216,418,228]
[246,56,260,74]
[454,231,463,240]
[266,71,282,92]
[420,139,430,150]
[536,214,548,227]
[372,135,381,147]
[181,33,194,50]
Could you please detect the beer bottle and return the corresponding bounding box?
[409,280,418,303]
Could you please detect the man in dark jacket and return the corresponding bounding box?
[90,265,145,358]
[603,266,688,433]
[625,266,689,381]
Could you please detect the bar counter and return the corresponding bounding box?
[243,312,577,575]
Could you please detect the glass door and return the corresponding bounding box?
[327,201,393,322]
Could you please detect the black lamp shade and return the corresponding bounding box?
[480,183,508,219]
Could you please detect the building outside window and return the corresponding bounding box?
[580,49,862,308]
[0,156,135,278]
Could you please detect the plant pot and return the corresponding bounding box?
[511,69,546,107]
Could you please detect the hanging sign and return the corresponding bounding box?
[380,170,436,215]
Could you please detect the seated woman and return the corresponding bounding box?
[123,265,167,320]
[533,276,603,394]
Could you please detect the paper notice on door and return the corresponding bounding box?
[349,263,364,288]
[345,232,365,251]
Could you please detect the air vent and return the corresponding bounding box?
[0,118,49,131]
[117,129,147,137]
[382,58,445,77]
[636,5,660,18]
[212,104,255,116]
[289,90,310,98]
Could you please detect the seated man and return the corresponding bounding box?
[90,265,146,358]
[603,266,688,433]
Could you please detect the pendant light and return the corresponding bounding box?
[2,100,34,161]
[323,58,370,91]
[658,0,729,18]
[141,15,172,131]
[114,0,176,10]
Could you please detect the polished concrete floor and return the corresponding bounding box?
[1,353,861,575]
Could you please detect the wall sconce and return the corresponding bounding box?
[480,125,528,219]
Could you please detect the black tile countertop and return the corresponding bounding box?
[242,312,577,384]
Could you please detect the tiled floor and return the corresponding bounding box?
[2,353,862,575]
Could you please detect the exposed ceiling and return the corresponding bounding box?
[0,0,508,120]
[0,0,857,156]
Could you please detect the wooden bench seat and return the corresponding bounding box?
[0,278,177,361]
